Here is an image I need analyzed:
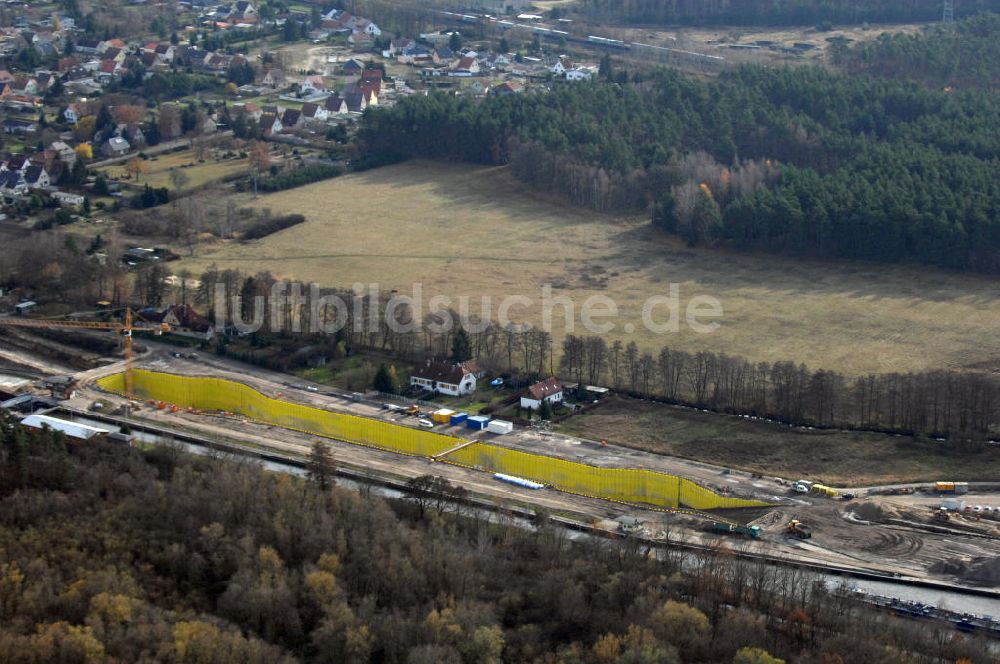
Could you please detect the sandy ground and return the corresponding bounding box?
[50,346,1000,588]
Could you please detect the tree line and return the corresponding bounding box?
[193,268,999,441]
[0,413,993,663]
[571,0,1000,26]
[559,335,998,439]
[359,62,1000,271]
[838,11,1000,90]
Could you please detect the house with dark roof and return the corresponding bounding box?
[324,95,347,115]
[410,360,480,396]
[300,101,327,122]
[0,170,26,196]
[2,118,37,134]
[520,376,564,410]
[23,165,49,188]
[281,108,302,128]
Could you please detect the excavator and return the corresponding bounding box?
[0,308,169,409]
[785,519,812,539]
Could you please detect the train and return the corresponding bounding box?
[586,35,628,49]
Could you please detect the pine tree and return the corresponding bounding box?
[306,441,335,491]
[538,398,553,421]
[373,363,397,394]
[451,328,471,363]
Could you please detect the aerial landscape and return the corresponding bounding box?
[1,0,1000,661]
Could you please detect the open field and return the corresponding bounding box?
[175,160,1000,376]
[98,148,247,191]
[558,396,1000,486]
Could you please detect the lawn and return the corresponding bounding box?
[175,160,1000,376]
[98,149,248,191]
[557,396,1000,486]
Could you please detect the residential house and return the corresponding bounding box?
[231,0,258,22]
[0,171,26,196]
[102,47,125,65]
[299,74,326,96]
[2,118,38,134]
[12,77,37,95]
[341,58,364,75]
[280,108,301,129]
[232,102,262,121]
[0,70,14,84]
[361,67,383,84]
[566,67,594,81]
[75,37,101,54]
[23,165,49,189]
[51,141,76,166]
[0,83,10,100]
[409,360,479,396]
[52,191,85,206]
[324,95,347,115]
[300,101,328,122]
[520,376,564,410]
[453,56,480,75]
[490,81,523,96]
[434,47,455,62]
[551,55,573,75]
[154,43,175,63]
[260,68,286,88]
[384,37,414,57]
[3,154,30,172]
[259,112,281,136]
[101,136,130,157]
[63,102,81,123]
[354,19,380,36]
[158,304,214,340]
[348,31,373,49]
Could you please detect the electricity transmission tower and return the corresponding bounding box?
[943,0,955,24]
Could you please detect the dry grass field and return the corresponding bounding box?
[177,161,1000,376]
[558,396,1000,486]
[98,149,247,191]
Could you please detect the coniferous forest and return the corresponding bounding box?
[0,416,995,663]
[573,0,1000,26]
[360,20,1000,271]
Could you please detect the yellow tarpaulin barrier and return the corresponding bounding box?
[441,443,769,510]
[96,370,769,511]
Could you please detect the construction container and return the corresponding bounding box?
[935,481,956,493]
[810,483,839,497]
[941,499,966,511]
[466,415,490,430]
[955,482,969,495]
[432,409,455,424]
[487,419,514,435]
[450,412,468,425]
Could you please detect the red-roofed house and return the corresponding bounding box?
[520,377,563,410]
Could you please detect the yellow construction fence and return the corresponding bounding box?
[96,370,768,511]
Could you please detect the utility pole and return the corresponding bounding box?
[943,0,955,24]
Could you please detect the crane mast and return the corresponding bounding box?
[0,308,167,406]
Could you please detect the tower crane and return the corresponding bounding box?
[0,308,169,406]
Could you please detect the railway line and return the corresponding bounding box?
[434,10,726,67]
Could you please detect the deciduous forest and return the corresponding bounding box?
[360,18,1000,271]
[0,416,993,663]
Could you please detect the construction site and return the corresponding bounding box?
[2,320,1000,625]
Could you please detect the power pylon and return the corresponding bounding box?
[943,0,955,24]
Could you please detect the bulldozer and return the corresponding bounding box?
[785,519,812,539]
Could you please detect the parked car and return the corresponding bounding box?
[306,386,319,392]
[418,419,434,428]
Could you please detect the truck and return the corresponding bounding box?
[935,481,969,494]
[792,480,813,493]
[785,519,812,539]
[710,522,762,539]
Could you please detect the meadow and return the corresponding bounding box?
[177,160,1000,376]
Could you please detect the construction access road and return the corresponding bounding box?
[31,345,1000,594]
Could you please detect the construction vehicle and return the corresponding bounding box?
[933,509,951,523]
[785,519,812,539]
[810,483,840,498]
[710,522,762,539]
[0,308,169,410]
